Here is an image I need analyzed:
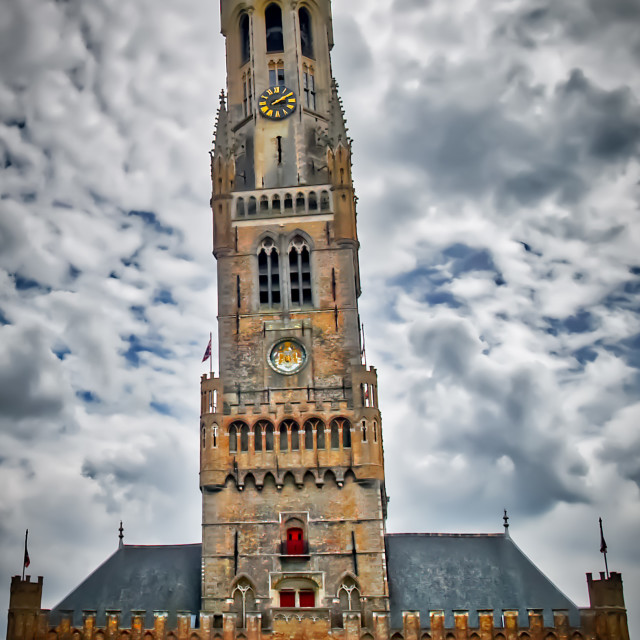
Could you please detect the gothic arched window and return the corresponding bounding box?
[338,577,361,611]
[239,13,250,65]
[240,423,249,452]
[232,578,256,628]
[265,422,274,451]
[229,423,238,453]
[258,238,280,307]
[298,7,313,58]
[289,236,312,307]
[330,420,340,449]
[304,420,314,449]
[254,422,263,451]
[265,4,284,52]
[316,418,325,449]
[280,422,289,451]
[290,422,300,450]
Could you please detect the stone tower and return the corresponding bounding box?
[200,0,389,630]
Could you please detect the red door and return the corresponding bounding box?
[287,527,304,555]
[299,590,315,607]
[279,590,295,607]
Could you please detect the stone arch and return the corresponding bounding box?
[263,471,277,490]
[272,194,281,212]
[446,633,456,640]
[247,196,257,215]
[495,634,506,640]
[323,468,337,486]
[308,190,318,210]
[260,195,269,212]
[119,632,130,640]
[303,470,316,486]
[391,633,404,640]
[232,576,257,628]
[243,472,257,490]
[362,634,374,640]
[520,633,531,640]
[320,190,330,210]
[296,191,306,211]
[282,470,296,488]
[344,468,356,484]
[545,634,557,640]
[143,633,154,640]
[224,474,237,488]
[421,634,431,640]
[236,197,245,217]
[571,634,584,640]
[284,193,293,211]
[190,634,200,640]
[470,634,480,640]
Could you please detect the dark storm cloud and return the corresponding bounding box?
[380,67,640,211]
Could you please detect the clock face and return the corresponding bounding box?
[258,85,297,120]
[269,339,307,375]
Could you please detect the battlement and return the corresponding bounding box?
[24,606,630,640]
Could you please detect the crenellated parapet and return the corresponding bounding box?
[24,604,630,640]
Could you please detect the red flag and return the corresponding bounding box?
[202,336,212,363]
[599,517,607,554]
[23,529,30,569]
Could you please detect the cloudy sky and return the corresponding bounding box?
[1,0,639,636]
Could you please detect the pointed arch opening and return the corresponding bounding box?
[265,4,284,53]
[298,7,314,58]
[289,236,312,306]
[229,423,238,453]
[239,13,251,65]
[265,422,274,451]
[258,237,280,307]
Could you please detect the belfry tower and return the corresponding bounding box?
[200,0,389,630]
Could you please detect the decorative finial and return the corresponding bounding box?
[503,509,510,536]
[118,521,124,549]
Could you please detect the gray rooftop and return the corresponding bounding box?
[385,533,580,628]
[51,534,579,630]
[51,544,201,628]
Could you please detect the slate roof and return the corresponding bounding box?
[50,534,579,630]
[50,544,201,629]
[385,533,580,629]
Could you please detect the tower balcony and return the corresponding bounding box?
[232,185,333,222]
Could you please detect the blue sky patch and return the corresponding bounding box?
[76,390,100,403]
[0,309,10,325]
[122,334,173,367]
[53,345,71,360]
[130,305,147,322]
[150,400,173,416]
[153,289,177,305]
[128,210,174,235]
[12,273,52,293]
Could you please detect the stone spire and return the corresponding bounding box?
[327,79,350,149]
[212,90,231,158]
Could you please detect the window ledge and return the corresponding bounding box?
[280,554,311,560]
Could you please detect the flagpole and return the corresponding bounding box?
[22,529,28,580]
[599,517,609,579]
[209,331,213,374]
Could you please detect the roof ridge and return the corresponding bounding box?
[386,532,506,538]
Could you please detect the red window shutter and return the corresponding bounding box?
[286,527,304,555]
[280,590,295,607]
[299,590,315,607]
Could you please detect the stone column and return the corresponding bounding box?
[82,611,96,640]
[177,612,191,640]
[478,610,494,640]
[553,610,569,640]
[373,612,390,640]
[131,611,146,640]
[153,611,168,640]
[200,613,214,640]
[223,613,237,640]
[36,610,50,640]
[454,611,469,640]
[431,611,445,640]
[402,612,420,640]
[344,613,362,640]
[502,611,518,640]
[59,610,74,640]
[246,613,261,640]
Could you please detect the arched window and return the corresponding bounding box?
[258,238,280,307]
[279,423,288,451]
[373,421,378,442]
[242,71,252,117]
[239,13,251,65]
[298,7,313,58]
[232,578,255,628]
[289,237,312,306]
[212,424,218,448]
[362,420,367,442]
[316,418,325,449]
[308,191,318,211]
[276,578,317,608]
[303,64,316,110]
[272,194,281,212]
[295,192,305,211]
[265,4,284,52]
[254,422,263,451]
[248,196,257,216]
[304,420,314,449]
[320,191,330,210]
[201,425,206,449]
[331,417,350,448]
[330,420,340,449]
[290,422,300,450]
[236,198,245,217]
[240,423,249,452]
[229,423,238,453]
[260,196,269,212]
[268,60,285,87]
[338,577,361,611]
[265,422,274,451]
[284,193,293,210]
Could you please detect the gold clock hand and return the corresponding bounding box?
[272,92,293,105]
